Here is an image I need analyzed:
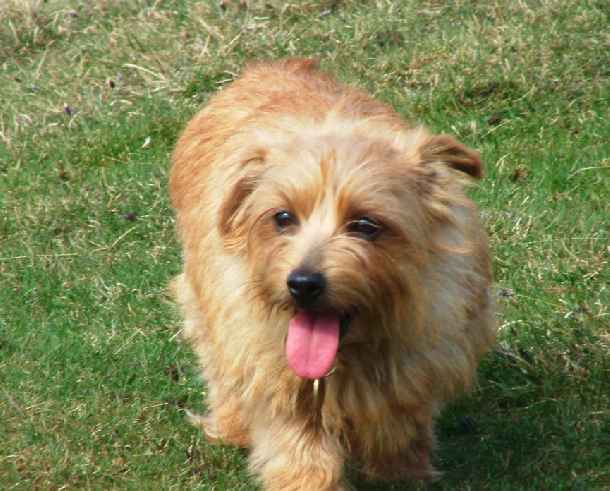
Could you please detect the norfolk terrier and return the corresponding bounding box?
[170,59,496,490]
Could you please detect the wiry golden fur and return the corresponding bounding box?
[170,59,496,490]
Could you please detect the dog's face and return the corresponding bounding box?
[219,125,481,379]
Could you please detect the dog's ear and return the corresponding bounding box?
[218,151,266,249]
[418,134,482,179]
[218,171,258,239]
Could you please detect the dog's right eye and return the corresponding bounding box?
[347,216,382,240]
[273,210,297,231]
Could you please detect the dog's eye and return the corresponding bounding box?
[273,210,297,231]
[347,217,382,240]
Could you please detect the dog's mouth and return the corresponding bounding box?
[285,310,352,380]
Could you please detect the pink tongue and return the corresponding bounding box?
[286,312,340,379]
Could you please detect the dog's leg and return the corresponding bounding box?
[362,439,438,482]
[186,408,249,448]
[248,414,347,491]
[359,408,438,482]
[187,382,250,448]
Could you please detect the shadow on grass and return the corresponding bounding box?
[347,349,607,490]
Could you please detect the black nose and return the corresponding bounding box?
[287,270,326,307]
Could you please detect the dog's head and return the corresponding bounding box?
[218,121,482,379]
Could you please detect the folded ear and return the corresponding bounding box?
[218,172,258,239]
[218,151,266,250]
[419,134,483,179]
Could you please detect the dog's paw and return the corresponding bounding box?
[360,446,439,483]
[185,409,224,443]
[185,409,250,447]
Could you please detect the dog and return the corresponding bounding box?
[169,59,496,490]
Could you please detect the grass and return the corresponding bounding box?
[0,0,608,489]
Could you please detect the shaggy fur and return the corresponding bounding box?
[169,59,496,490]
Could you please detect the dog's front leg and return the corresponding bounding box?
[248,412,347,491]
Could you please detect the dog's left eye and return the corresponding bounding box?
[273,210,297,231]
[347,217,382,240]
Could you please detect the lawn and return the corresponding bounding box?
[0,0,608,489]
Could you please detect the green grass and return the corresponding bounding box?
[1,0,608,489]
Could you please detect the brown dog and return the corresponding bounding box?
[170,59,495,490]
